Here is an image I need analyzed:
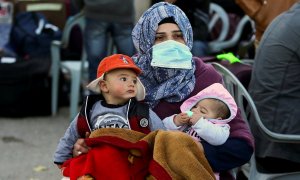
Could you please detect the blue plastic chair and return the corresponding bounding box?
[51,11,87,119]
[210,15,255,54]
[208,3,229,54]
[211,62,300,180]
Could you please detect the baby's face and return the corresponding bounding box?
[191,99,219,119]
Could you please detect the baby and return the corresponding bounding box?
[163,83,237,145]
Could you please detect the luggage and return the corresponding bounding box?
[9,11,62,59]
[0,58,51,117]
[0,0,70,117]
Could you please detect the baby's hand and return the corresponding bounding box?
[174,112,190,126]
[189,111,204,125]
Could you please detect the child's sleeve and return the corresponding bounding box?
[192,118,230,146]
[149,109,166,130]
[162,114,183,130]
[53,116,80,165]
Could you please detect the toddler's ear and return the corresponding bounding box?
[99,80,108,93]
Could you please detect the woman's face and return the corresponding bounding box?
[154,23,185,45]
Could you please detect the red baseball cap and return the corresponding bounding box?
[86,54,145,101]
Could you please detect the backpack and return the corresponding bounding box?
[9,11,62,59]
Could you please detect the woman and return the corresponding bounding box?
[73,2,254,178]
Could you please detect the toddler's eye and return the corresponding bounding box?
[120,77,127,81]
[133,79,137,84]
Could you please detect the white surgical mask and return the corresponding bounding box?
[152,40,193,69]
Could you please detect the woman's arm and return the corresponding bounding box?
[202,137,253,171]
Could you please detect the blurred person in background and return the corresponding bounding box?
[72,0,136,81]
[235,0,299,47]
[248,2,300,173]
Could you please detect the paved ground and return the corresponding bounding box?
[0,107,71,180]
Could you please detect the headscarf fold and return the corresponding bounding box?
[132,2,196,108]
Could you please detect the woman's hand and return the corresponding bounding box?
[73,132,91,157]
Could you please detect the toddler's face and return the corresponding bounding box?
[102,69,138,104]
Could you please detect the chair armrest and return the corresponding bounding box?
[50,40,62,75]
[209,15,254,54]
